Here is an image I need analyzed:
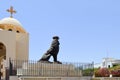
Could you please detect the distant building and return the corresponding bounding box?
[94,58,120,68]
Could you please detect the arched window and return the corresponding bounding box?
[16,30,20,33]
[8,29,12,31]
[0,43,5,51]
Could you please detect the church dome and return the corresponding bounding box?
[0,17,26,33]
[0,17,22,27]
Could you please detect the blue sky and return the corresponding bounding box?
[0,0,120,63]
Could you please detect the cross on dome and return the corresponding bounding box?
[7,6,16,18]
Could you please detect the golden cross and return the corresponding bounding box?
[7,6,16,18]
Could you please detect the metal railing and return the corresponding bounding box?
[9,60,94,77]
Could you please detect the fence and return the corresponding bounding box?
[9,60,94,77]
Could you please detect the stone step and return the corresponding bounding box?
[18,77,89,80]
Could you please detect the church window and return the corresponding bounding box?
[16,30,20,33]
[8,29,12,31]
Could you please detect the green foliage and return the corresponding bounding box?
[110,64,120,70]
[109,65,120,77]
[82,68,93,76]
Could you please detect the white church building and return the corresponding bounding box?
[0,6,29,79]
[94,57,120,68]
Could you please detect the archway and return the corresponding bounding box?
[0,42,6,79]
[0,42,6,64]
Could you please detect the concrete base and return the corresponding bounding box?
[93,77,120,80]
[9,76,18,80]
[19,77,91,80]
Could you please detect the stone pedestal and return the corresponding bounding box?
[9,76,18,80]
[17,62,82,77]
